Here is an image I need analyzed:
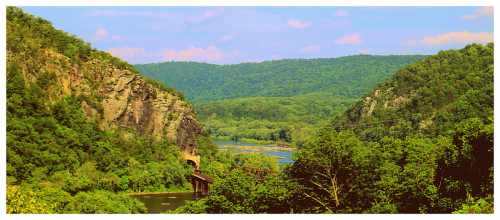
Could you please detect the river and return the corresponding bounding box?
[130,192,203,213]
[131,140,295,213]
[214,140,295,164]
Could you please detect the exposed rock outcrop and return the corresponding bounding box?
[15,48,202,154]
[359,88,411,119]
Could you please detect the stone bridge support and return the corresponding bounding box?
[182,150,201,170]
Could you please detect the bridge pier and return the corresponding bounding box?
[182,150,212,195]
[191,170,213,196]
[182,151,201,170]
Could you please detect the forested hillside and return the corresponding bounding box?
[136,56,425,101]
[136,55,425,145]
[335,43,493,140]
[5,6,493,214]
[291,43,494,213]
[175,43,494,214]
[6,7,295,214]
[6,7,201,213]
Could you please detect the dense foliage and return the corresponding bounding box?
[197,93,357,146]
[6,7,192,213]
[171,153,297,214]
[135,56,425,101]
[7,62,193,213]
[173,44,493,214]
[336,44,493,141]
[136,55,424,144]
[6,7,184,100]
[6,7,493,214]
[288,120,492,213]
[312,43,493,212]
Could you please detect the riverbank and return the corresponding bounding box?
[130,192,203,213]
[214,139,295,151]
[128,191,192,196]
[212,136,289,146]
[214,139,295,164]
[219,144,295,152]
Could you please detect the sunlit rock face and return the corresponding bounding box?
[10,47,202,155]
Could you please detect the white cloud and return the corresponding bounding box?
[89,8,223,24]
[111,35,125,41]
[94,27,109,40]
[163,46,224,62]
[358,48,370,54]
[88,10,174,19]
[462,7,493,20]
[287,19,311,29]
[301,45,321,53]
[218,34,235,43]
[335,33,362,45]
[187,8,224,23]
[421,31,493,45]
[107,47,146,60]
[334,10,349,17]
[93,27,125,42]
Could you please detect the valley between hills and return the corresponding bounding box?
[135,55,426,148]
[6,7,493,214]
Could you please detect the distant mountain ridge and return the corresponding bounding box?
[135,55,426,144]
[135,55,426,102]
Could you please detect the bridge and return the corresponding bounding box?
[191,170,213,195]
[181,150,212,195]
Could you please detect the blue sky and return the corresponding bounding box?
[22,6,493,64]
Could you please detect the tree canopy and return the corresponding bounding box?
[136,54,425,145]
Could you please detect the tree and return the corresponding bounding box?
[7,185,53,214]
[287,129,379,213]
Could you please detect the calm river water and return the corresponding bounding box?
[214,140,295,164]
[131,192,203,213]
[131,140,295,213]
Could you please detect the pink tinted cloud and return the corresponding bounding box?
[202,10,218,19]
[462,7,493,20]
[89,8,221,24]
[88,10,175,19]
[94,27,109,40]
[301,45,321,53]
[218,34,236,43]
[421,31,493,45]
[358,48,370,54]
[335,33,362,45]
[287,19,311,29]
[163,46,224,62]
[334,10,350,17]
[107,47,146,60]
[111,35,126,41]
[188,8,224,23]
[94,27,125,41]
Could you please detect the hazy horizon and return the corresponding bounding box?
[134,53,432,65]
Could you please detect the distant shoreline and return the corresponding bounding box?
[128,191,192,196]
[217,143,296,152]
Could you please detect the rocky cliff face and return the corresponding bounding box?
[334,44,493,139]
[9,44,202,155]
[356,88,411,120]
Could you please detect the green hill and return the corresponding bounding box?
[6,7,203,213]
[161,44,494,214]
[136,55,425,145]
[135,56,426,101]
[334,44,493,140]
[287,43,493,213]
